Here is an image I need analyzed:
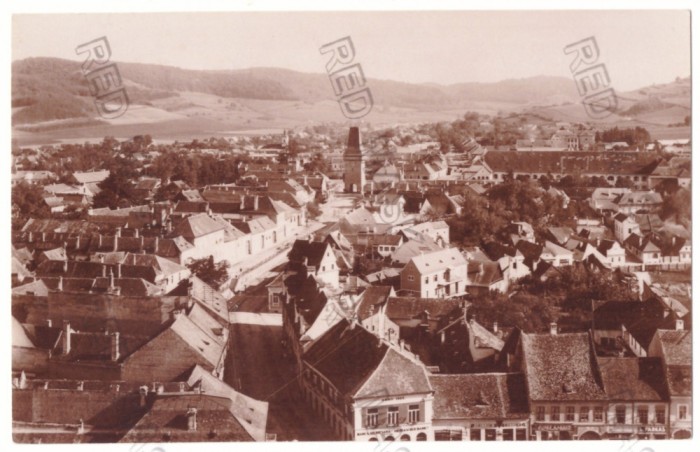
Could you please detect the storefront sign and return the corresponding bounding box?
[356,425,428,437]
[535,423,574,432]
[641,425,666,433]
[470,421,528,429]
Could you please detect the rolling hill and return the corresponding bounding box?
[11,57,690,143]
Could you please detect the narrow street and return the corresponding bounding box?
[225,323,335,441]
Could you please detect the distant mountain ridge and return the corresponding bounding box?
[11,57,690,129]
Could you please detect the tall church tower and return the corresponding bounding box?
[344,127,365,193]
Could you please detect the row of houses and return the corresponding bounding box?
[287,300,691,442]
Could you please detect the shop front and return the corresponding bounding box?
[639,425,668,440]
[532,423,574,440]
[576,426,605,440]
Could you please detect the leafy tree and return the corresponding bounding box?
[187,256,231,289]
[662,188,691,223]
[12,182,51,231]
[93,158,140,209]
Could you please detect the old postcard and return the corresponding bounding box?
[6,4,694,451]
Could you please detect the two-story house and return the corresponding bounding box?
[647,327,691,439]
[400,248,468,298]
[300,319,434,441]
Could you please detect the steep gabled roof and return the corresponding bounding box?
[430,373,529,420]
[521,332,606,401]
[407,247,466,275]
[174,214,225,239]
[598,357,667,401]
[304,320,431,399]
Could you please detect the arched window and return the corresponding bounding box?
[400,434,411,441]
[416,432,427,441]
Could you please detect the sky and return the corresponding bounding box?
[12,10,691,91]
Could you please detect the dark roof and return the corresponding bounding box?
[656,329,691,366]
[304,320,431,398]
[593,298,676,349]
[346,127,362,155]
[121,394,253,442]
[484,151,660,176]
[597,357,667,401]
[385,297,462,322]
[665,365,691,396]
[467,261,504,287]
[430,373,529,420]
[288,240,331,269]
[356,286,393,321]
[482,241,518,261]
[521,332,606,401]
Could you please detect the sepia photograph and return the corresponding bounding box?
[5,3,695,450]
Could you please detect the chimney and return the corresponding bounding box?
[186,407,198,431]
[28,231,33,242]
[253,195,259,211]
[399,339,405,350]
[116,263,122,278]
[493,322,499,334]
[113,234,118,251]
[549,322,558,335]
[139,386,148,407]
[58,276,63,292]
[98,234,103,248]
[19,371,27,389]
[116,227,122,237]
[62,321,72,354]
[102,264,106,277]
[46,319,52,328]
[675,319,684,330]
[155,236,160,254]
[63,260,68,273]
[135,228,140,238]
[111,332,120,361]
[42,232,46,242]
[140,235,145,251]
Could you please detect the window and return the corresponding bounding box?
[425,277,429,284]
[516,429,527,440]
[638,407,648,425]
[485,429,497,441]
[679,405,688,420]
[366,408,378,428]
[580,406,589,422]
[593,406,604,422]
[407,275,414,282]
[470,429,481,441]
[551,406,560,421]
[656,406,665,424]
[408,405,420,423]
[503,429,514,441]
[566,406,575,421]
[434,275,437,282]
[387,406,399,426]
[616,405,626,424]
[536,406,545,421]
